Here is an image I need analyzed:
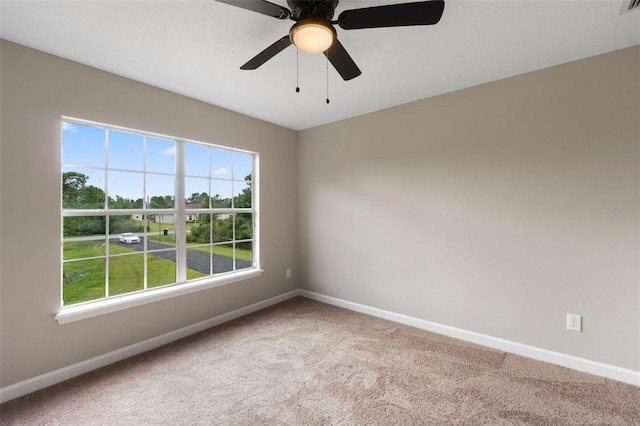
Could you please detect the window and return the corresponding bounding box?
[61,119,258,308]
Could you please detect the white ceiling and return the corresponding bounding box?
[1,0,638,130]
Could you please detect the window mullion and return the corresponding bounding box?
[105,130,110,298]
[208,148,213,275]
[231,153,236,272]
[253,154,260,268]
[105,216,110,298]
[176,140,187,283]
[143,135,148,290]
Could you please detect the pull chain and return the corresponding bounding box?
[326,52,330,104]
[295,46,300,93]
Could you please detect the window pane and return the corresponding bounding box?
[185,177,209,208]
[109,215,145,238]
[186,212,199,223]
[108,242,141,266]
[233,152,252,181]
[148,214,176,247]
[211,179,232,208]
[62,168,105,210]
[185,191,209,209]
[62,122,105,167]
[108,130,143,171]
[109,254,144,296]
[187,245,211,277]
[213,244,234,275]
[211,148,232,179]
[236,241,253,271]
[213,214,233,243]
[147,174,175,209]
[63,258,105,305]
[148,251,177,288]
[185,143,209,177]
[147,137,175,174]
[235,213,253,240]
[233,180,252,208]
[62,120,257,304]
[63,239,106,261]
[187,214,210,244]
[108,171,143,209]
[63,215,105,238]
[63,216,106,260]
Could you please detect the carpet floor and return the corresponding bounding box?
[1,297,639,425]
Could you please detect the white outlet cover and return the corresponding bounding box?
[567,314,582,332]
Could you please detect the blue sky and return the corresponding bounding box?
[63,121,253,204]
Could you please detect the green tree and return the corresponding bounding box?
[187,222,210,244]
[109,195,142,209]
[63,172,106,236]
[235,213,252,249]
[214,215,233,242]
[211,194,231,208]
[186,214,234,244]
[63,171,106,209]
[80,185,106,208]
[187,192,209,207]
[150,195,173,209]
[109,216,144,234]
[63,215,105,237]
[233,174,252,208]
[186,192,232,208]
[62,171,88,208]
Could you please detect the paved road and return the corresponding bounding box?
[110,237,252,275]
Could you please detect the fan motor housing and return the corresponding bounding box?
[287,0,339,21]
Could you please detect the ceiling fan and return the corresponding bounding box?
[215,0,445,81]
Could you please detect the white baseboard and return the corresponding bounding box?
[299,290,640,387]
[0,290,301,403]
[3,288,638,403]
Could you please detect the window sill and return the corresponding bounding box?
[55,268,264,325]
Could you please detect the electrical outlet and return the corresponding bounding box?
[286,268,291,279]
[567,314,582,332]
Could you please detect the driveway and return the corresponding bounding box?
[110,237,252,275]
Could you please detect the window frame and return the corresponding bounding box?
[57,117,261,324]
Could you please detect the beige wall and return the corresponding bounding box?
[0,40,298,387]
[298,46,640,371]
[1,39,638,389]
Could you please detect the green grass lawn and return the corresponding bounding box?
[63,258,106,304]
[63,239,157,259]
[107,253,205,296]
[63,241,205,305]
[146,222,197,233]
[63,240,106,260]
[142,237,252,263]
[146,234,177,246]
[146,222,199,246]
[187,243,253,262]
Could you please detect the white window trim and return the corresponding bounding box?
[59,117,261,323]
[55,269,263,324]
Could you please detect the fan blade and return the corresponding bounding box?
[324,39,361,81]
[215,0,290,19]
[338,0,445,30]
[240,36,292,70]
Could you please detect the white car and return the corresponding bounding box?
[119,233,140,244]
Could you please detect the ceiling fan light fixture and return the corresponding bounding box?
[290,21,335,54]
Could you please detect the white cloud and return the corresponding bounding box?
[161,146,176,156]
[63,122,79,133]
[213,167,229,176]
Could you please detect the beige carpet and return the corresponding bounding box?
[1,297,639,425]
